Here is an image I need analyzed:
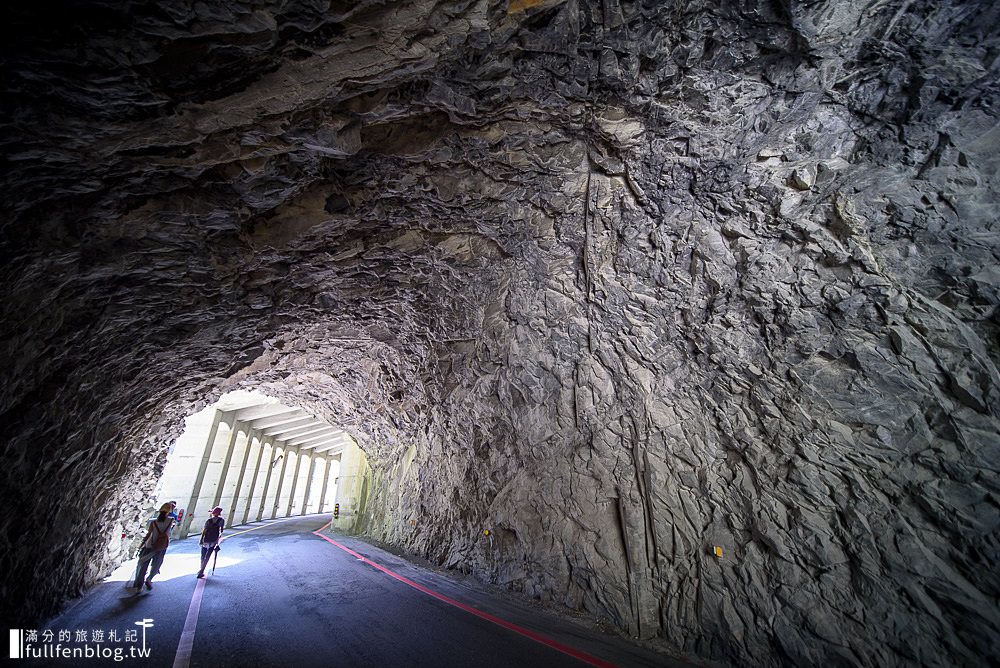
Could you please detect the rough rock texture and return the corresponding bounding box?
[2,1,998,665]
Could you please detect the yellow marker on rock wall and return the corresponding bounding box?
[713,546,723,558]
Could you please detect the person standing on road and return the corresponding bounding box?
[197,506,225,579]
[155,503,178,579]
[130,503,175,593]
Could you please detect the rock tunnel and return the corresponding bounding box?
[1,0,998,665]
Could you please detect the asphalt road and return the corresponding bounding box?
[23,515,696,668]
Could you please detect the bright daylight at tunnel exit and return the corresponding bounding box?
[1,0,998,667]
[153,391,354,541]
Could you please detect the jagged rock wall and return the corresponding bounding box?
[1,1,998,666]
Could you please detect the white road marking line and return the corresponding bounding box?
[172,572,206,668]
[171,514,330,667]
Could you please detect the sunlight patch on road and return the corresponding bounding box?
[104,553,243,583]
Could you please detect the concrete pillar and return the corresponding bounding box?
[269,445,292,519]
[317,458,332,514]
[284,448,304,516]
[332,439,368,531]
[242,435,269,525]
[227,428,259,528]
[180,409,224,538]
[212,420,245,509]
[300,455,317,515]
[256,442,281,521]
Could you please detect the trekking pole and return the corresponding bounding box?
[212,544,220,574]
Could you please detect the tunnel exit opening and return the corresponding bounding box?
[151,390,367,540]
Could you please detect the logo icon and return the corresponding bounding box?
[10,629,23,659]
[134,619,154,655]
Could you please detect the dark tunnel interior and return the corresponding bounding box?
[1,1,998,665]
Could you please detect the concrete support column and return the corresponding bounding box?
[242,435,270,525]
[317,458,332,515]
[284,448,305,516]
[300,455,317,515]
[212,420,245,509]
[256,442,281,522]
[227,428,259,528]
[332,441,368,531]
[180,409,224,538]
[269,445,292,519]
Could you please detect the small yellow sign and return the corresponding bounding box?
[713,546,723,558]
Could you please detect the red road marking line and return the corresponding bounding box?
[311,530,617,668]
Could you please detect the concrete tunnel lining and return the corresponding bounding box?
[1,1,998,666]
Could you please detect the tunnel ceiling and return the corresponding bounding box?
[1,1,998,666]
[214,401,349,454]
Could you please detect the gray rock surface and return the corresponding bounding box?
[1,1,998,665]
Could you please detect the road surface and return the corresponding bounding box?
[20,515,696,667]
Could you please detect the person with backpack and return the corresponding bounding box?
[129,503,175,593]
[197,506,225,579]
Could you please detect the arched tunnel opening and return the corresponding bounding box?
[1,1,998,666]
[148,391,358,543]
